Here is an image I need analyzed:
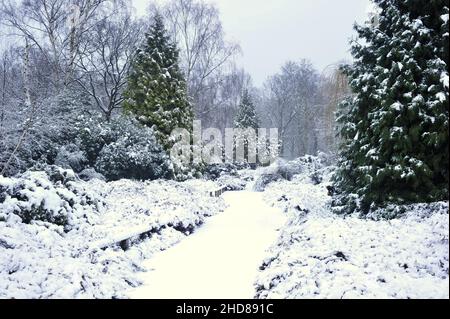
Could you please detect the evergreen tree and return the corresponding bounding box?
[234,89,260,130]
[234,90,260,165]
[333,0,449,214]
[123,14,194,151]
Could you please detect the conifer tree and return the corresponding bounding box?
[234,90,260,165]
[234,89,259,130]
[333,0,449,214]
[123,14,193,151]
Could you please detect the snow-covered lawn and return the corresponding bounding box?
[255,171,449,299]
[127,191,286,299]
[0,173,225,299]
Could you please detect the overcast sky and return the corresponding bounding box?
[132,0,372,86]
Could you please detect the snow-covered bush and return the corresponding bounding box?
[0,167,104,231]
[0,90,93,176]
[94,118,173,181]
[366,201,450,221]
[253,156,326,191]
[253,173,283,192]
[256,165,449,299]
[0,176,226,299]
[168,142,205,182]
[78,168,106,182]
[69,115,175,182]
[317,151,337,167]
[309,170,324,185]
[284,156,326,177]
[0,90,175,182]
[204,163,238,180]
[54,144,88,173]
[73,114,119,167]
[216,174,247,191]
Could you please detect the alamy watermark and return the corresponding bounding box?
[170,121,280,166]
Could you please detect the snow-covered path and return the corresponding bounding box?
[127,191,286,299]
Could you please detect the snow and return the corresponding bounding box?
[0,173,226,299]
[0,169,101,228]
[391,102,403,111]
[1,158,448,299]
[436,92,447,102]
[255,170,449,299]
[127,191,286,299]
[441,72,449,89]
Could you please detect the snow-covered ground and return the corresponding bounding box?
[255,169,449,299]
[1,159,448,299]
[0,172,225,299]
[127,191,286,299]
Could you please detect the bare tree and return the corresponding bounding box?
[317,63,351,153]
[212,67,252,132]
[261,60,320,158]
[0,51,7,131]
[151,0,241,125]
[0,0,120,90]
[1,37,35,175]
[76,9,143,120]
[0,45,27,125]
[0,0,136,175]
[190,65,252,132]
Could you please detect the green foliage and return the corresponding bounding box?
[0,87,174,181]
[67,114,174,181]
[123,14,194,151]
[333,0,449,214]
[0,89,94,176]
[234,89,260,130]
[95,118,174,181]
[233,90,262,165]
[0,167,103,231]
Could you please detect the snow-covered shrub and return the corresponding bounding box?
[257,166,449,299]
[171,163,203,182]
[74,114,118,167]
[167,142,205,182]
[216,174,247,191]
[285,156,325,176]
[95,118,173,181]
[29,91,94,168]
[0,90,93,176]
[0,90,175,182]
[310,170,324,185]
[38,164,78,184]
[317,151,337,167]
[366,201,450,221]
[204,163,238,180]
[67,114,174,181]
[265,156,323,183]
[78,168,106,182]
[54,144,88,173]
[253,173,283,192]
[331,189,447,219]
[0,177,225,299]
[276,162,296,181]
[253,156,326,191]
[0,167,104,230]
[0,172,70,227]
